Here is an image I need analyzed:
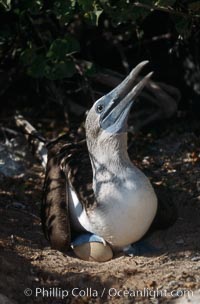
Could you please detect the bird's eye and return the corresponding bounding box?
[96,104,104,113]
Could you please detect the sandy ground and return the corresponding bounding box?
[0,118,200,304]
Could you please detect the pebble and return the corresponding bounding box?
[168,280,180,287]
[164,272,175,279]
[150,298,159,304]
[142,157,150,166]
[12,202,26,209]
[191,256,200,262]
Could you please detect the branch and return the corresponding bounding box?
[133,2,200,18]
[14,114,48,168]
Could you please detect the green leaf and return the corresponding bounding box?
[82,61,96,76]
[54,0,75,18]
[27,55,47,78]
[77,0,103,25]
[70,0,76,7]
[47,37,80,61]
[0,0,11,10]
[94,8,103,25]
[77,0,94,11]
[45,60,76,80]
[20,48,36,66]
[84,9,103,25]
[15,0,43,13]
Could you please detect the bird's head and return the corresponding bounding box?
[85,61,153,161]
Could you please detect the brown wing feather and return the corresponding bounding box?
[41,136,96,251]
[59,140,96,209]
[41,140,71,251]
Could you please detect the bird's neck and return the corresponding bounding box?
[87,133,133,184]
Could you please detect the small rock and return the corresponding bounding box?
[163,272,175,279]
[168,280,180,288]
[148,280,157,288]
[191,256,200,262]
[12,202,26,209]
[142,156,150,166]
[185,282,196,288]
[150,298,159,304]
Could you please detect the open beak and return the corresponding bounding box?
[99,61,153,133]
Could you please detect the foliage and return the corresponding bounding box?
[0,0,199,97]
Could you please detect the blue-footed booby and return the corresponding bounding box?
[41,61,175,260]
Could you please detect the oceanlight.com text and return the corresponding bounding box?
[24,287,194,299]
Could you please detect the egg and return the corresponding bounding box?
[73,242,113,262]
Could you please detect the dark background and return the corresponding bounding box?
[0,0,200,133]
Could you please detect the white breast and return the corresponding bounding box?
[68,167,157,250]
[68,186,92,232]
[90,173,157,249]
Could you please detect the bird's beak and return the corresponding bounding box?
[100,61,153,133]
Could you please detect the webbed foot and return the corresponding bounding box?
[123,240,161,257]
